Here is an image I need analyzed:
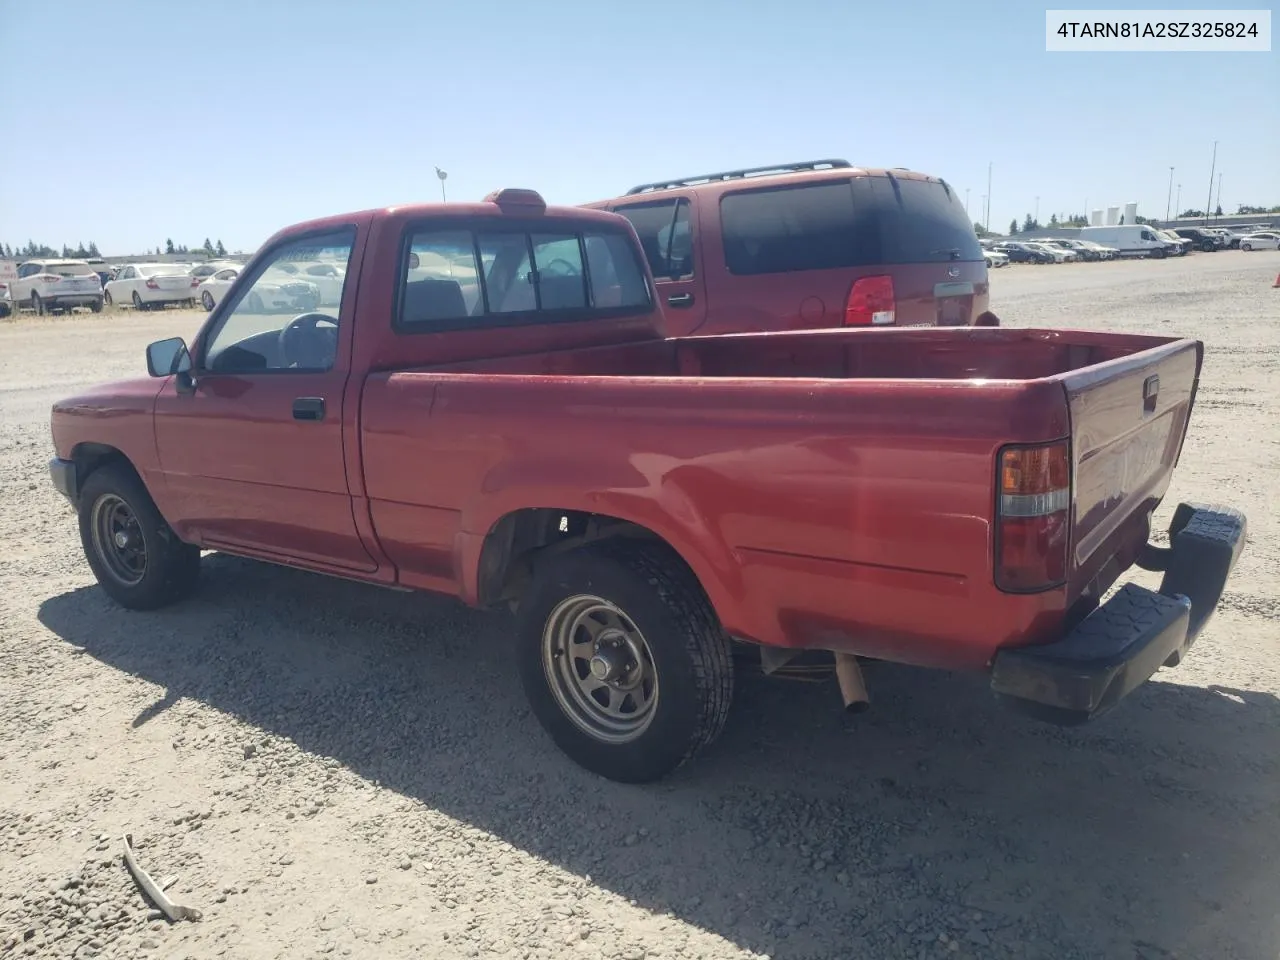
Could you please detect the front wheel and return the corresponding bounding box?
[78,464,201,610]
[517,541,734,783]
[202,290,215,311]
[1241,243,1252,252]
[104,290,113,306]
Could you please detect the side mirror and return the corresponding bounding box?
[146,337,192,378]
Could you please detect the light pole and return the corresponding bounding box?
[965,188,970,217]
[1165,166,1174,222]
[980,195,987,232]
[435,166,448,203]
[1175,183,1181,219]
[1204,141,1217,226]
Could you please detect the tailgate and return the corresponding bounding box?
[1066,338,1202,596]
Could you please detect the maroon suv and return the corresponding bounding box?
[584,159,996,337]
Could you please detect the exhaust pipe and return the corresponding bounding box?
[834,653,869,713]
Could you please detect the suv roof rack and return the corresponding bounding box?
[624,159,853,196]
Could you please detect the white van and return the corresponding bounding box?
[1078,225,1175,259]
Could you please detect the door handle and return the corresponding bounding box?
[293,397,325,421]
[666,293,695,307]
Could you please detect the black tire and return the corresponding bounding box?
[32,292,44,315]
[516,540,734,783]
[104,290,113,306]
[201,290,215,311]
[132,291,144,310]
[77,463,201,611]
[1240,243,1252,252]
[90,298,103,313]
[1151,247,1166,259]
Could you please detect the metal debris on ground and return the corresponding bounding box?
[121,834,203,922]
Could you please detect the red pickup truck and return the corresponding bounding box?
[49,189,1246,783]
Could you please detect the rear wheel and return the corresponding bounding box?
[132,291,144,310]
[516,541,734,783]
[32,292,44,315]
[90,298,103,313]
[78,464,200,610]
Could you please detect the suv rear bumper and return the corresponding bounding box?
[990,502,1246,726]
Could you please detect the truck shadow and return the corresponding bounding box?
[38,554,1280,960]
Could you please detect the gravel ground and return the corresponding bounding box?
[2,252,1278,960]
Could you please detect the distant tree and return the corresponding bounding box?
[1214,205,1223,216]
[1180,209,1203,218]
[2,244,10,258]
[1022,214,1038,232]
[1118,216,1125,225]
[61,244,73,257]
[1049,213,1059,226]
[177,244,189,255]
[74,242,88,258]
[215,239,226,257]
[202,237,214,254]
[1009,219,1019,235]
[165,238,175,255]
[88,241,100,257]
[973,222,992,238]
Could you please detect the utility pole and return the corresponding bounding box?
[985,161,993,232]
[1204,141,1217,226]
[435,166,448,203]
[1175,183,1181,219]
[1165,166,1174,222]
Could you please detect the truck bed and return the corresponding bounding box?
[420,326,1174,382]
[361,326,1201,672]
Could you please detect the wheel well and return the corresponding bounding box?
[477,508,674,608]
[71,443,139,493]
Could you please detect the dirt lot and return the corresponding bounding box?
[2,252,1278,960]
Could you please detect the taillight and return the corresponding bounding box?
[191,277,200,287]
[146,278,159,289]
[843,275,895,326]
[44,274,61,283]
[995,440,1070,592]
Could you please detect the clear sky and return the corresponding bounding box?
[1,0,1275,255]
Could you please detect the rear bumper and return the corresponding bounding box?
[43,294,101,305]
[990,502,1246,725]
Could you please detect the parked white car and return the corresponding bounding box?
[1239,232,1280,251]
[270,259,346,307]
[195,266,242,310]
[1026,242,1074,263]
[11,259,104,314]
[188,260,241,284]
[983,248,1009,268]
[104,264,198,310]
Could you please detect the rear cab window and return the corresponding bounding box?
[719,175,983,275]
[397,220,651,331]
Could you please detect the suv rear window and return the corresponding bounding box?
[398,222,650,330]
[720,176,982,276]
[47,261,94,276]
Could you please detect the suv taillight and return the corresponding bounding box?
[995,440,1070,593]
[843,275,895,326]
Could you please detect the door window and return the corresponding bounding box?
[610,199,694,280]
[202,229,355,374]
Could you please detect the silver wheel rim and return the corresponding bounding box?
[541,595,658,744]
[90,494,147,586]
[202,291,214,310]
